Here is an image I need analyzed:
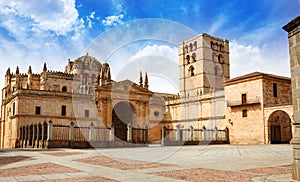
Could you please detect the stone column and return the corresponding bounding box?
[144,124,148,144]
[89,122,94,141]
[189,125,194,141]
[161,125,166,146]
[127,123,132,143]
[47,120,53,141]
[175,125,181,142]
[69,122,74,142]
[36,124,39,148]
[25,125,28,147]
[202,126,206,142]
[19,126,23,148]
[283,16,300,180]
[214,126,218,142]
[32,124,36,148]
[110,123,115,142]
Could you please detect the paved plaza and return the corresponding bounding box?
[0,144,296,181]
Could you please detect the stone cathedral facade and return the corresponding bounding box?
[0,33,293,148]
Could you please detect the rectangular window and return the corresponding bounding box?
[85,110,89,118]
[242,109,248,118]
[35,106,41,115]
[273,83,278,97]
[61,105,66,116]
[12,102,15,115]
[242,94,247,105]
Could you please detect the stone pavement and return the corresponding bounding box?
[0,144,297,182]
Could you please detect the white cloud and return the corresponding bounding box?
[230,40,290,78]
[0,0,82,35]
[102,14,124,26]
[90,11,95,19]
[129,44,178,62]
[0,0,90,98]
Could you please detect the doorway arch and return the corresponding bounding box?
[267,110,292,144]
[112,101,136,141]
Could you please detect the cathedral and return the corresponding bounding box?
[0,33,293,148]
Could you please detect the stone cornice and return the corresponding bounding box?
[283,16,300,32]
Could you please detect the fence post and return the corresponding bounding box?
[161,125,166,146]
[127,123,132,143]
[110,123,115,142]
[47,120,53,141]
[202,126,206,142]
[69,121,74,142]
[144,124,148,144]
[214,126,218,142]
[37,123,42,148]
[189,125,194,141]
[89,122,95,141]
[225,127,229,144]
[175,125,181,142]
[29,124,33,146]
[33,124,37,148]
[35,124,39,148]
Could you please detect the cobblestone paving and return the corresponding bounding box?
[76,156,174,170]
[0,145,295,181]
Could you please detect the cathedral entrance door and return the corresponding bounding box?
[112,102,135,141]
[270,125,281,144]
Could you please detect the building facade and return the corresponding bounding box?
[0,32,293,148]
[225,72,292,144]
[164,33,229,132]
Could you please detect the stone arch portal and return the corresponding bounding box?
[267,110,292,144]
[112,101,136,141]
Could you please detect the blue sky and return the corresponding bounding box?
[0,0,299,93]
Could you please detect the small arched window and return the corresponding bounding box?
[184,45,188,53]
[189,43,193,52]
[92,74,96,84]
[192,53,196,62]
[186,55,190,64]
[189,66,195,76]
[218,54,224,64]
[193,41,197,51]
[62,86,67,92]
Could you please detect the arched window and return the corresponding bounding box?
[193,41,197,51]
[92,74,96,84]
[189,43,193,52]
[218,54,224,64]
[186,55,190,64]
[61,105,66,116]
[184,45,188,53]
[62,86,67,92]
[192,53,196,62]
[189,66,195,76]
[83,73,88,85]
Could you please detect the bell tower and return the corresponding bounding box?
[178,33,230,98]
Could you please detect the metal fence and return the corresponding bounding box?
[19,121,148,148]
[162,126,229,146]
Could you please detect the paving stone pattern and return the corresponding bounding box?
[0,145,296,182]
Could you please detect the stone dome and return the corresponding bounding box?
[65,53,102,74]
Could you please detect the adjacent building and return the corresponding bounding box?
[225,72,292,144]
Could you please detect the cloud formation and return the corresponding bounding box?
[129,44,178,62]
[0,0,82,35]
[102,14,124,26]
